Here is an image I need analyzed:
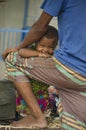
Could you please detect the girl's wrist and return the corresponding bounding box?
[38,52,40,56]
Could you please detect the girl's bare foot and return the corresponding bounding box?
[11,115,47,128]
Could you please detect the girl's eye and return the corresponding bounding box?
[50,48,53,51]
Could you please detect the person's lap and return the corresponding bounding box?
[5,52,86,129]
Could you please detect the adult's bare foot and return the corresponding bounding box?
[11,115,47,128]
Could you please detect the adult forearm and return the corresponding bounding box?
[15,11,52,50]
[15,22,47,50]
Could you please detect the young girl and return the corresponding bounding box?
[18,25,58,58]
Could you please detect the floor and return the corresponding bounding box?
[0,117,61,130]
[0,127,61,130]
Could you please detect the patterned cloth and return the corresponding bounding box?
[16,83,59,117]
[48,86,59,117]
[16,80,49,115]
[5,52,86,130]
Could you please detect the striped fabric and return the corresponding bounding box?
[5,52,86,130]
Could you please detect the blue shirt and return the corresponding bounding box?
[41,0,86,77]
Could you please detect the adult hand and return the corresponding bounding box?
[2,48,18,61]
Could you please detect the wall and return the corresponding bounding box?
[0,0,24,28]
[0,0,58,54]
[0,0,57,29]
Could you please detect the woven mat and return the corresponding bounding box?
[0,117,61,129]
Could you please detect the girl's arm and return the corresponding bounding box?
[18,48,51,58]
[18,49,40,58]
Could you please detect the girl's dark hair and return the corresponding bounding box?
[45,25,58,38]
[34,25,58,49]
[44,25,58,46]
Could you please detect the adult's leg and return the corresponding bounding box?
[5,52,86,129]
[13,81,47,128]
[5,52,47,128]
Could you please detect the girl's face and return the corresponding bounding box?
[36,37,56,55]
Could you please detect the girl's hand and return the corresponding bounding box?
[2,48,18,61]
[38,52,51,58]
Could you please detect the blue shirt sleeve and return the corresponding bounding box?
[40,0,64,17]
